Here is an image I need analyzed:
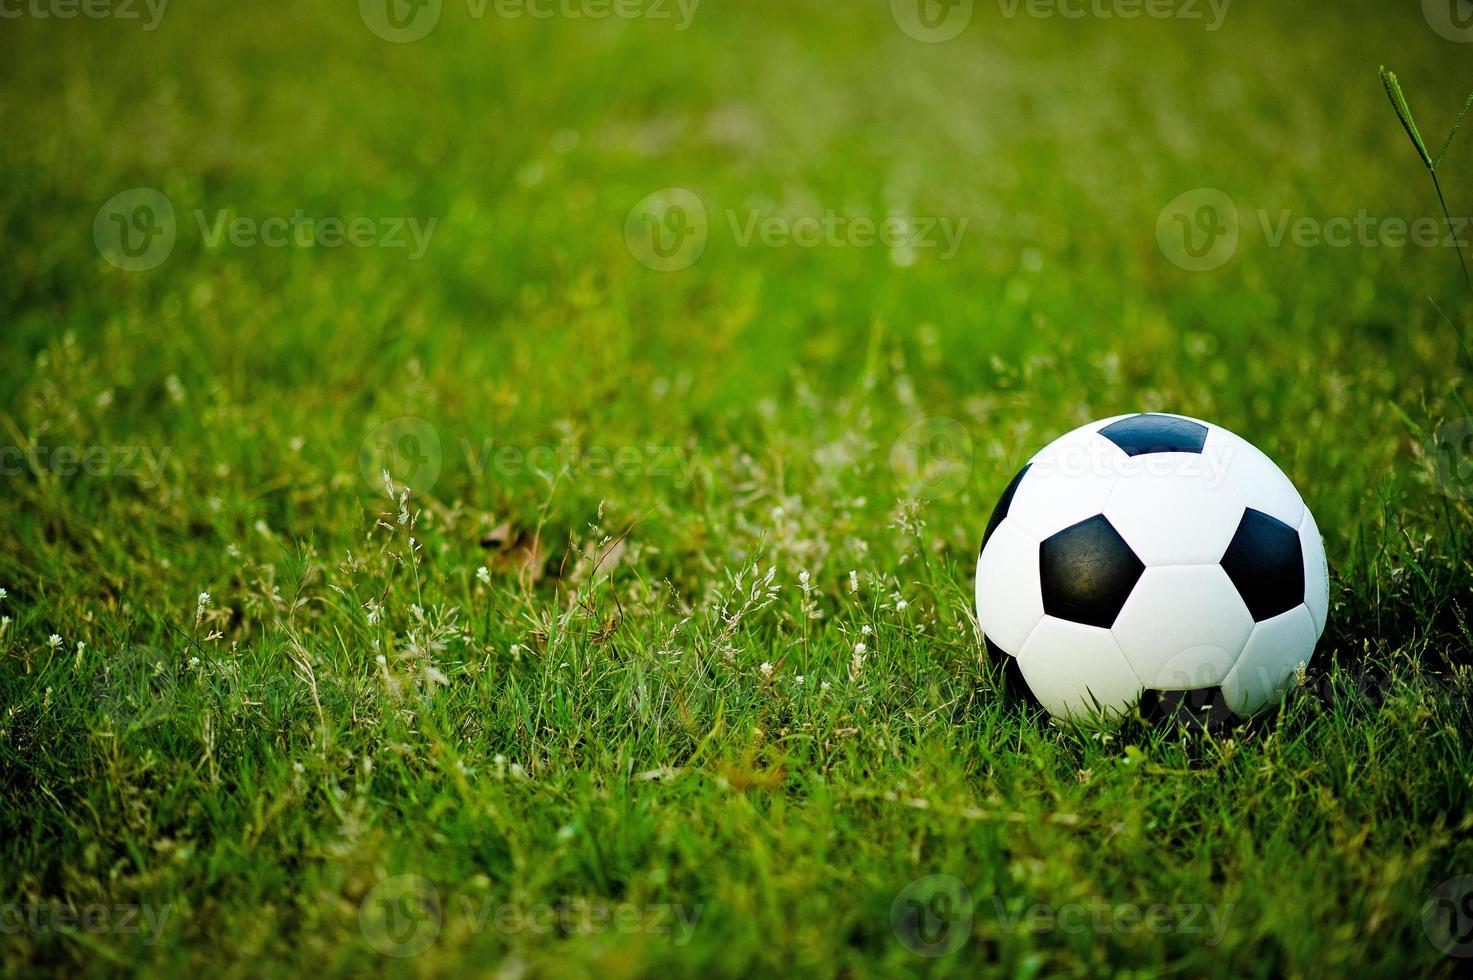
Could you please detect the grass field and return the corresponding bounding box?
[3,0,1473,975]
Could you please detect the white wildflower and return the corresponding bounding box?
[853,641,868,655]
[476,566,491,584]
[47,634,62,650]
[759,661,773,677]
[848,570,859,593]
[861,624,872,637]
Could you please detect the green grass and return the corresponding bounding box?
[3,0,1473,975]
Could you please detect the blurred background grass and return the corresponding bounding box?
[2,0,1473,975]
[4,0,1471,647]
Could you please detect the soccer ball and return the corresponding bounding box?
[975,413,1328,723]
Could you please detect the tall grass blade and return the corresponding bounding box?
[1434,88,1473,169]
[1380,66,1433,170]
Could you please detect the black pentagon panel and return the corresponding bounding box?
[1098,414,1208,457]
[985,636,1042,711]
[980,464,1031,553]
[1220,508,1305,621]
[1038,515,1145,629]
